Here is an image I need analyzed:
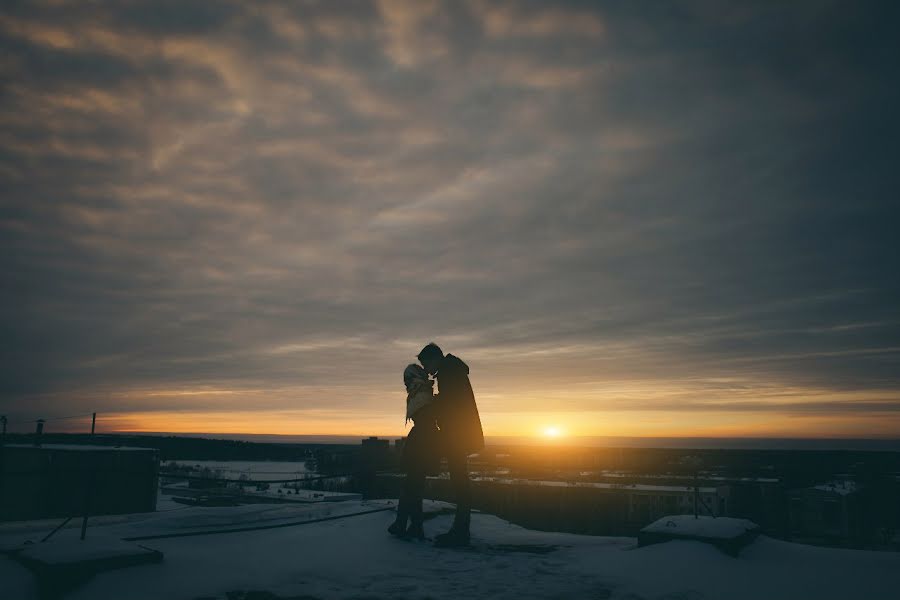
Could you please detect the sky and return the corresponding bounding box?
[1,0,899,440]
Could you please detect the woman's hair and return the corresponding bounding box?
[403,363,428,388]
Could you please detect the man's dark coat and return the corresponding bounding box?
[435,354,484,455]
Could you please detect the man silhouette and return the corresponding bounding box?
[417,342,484,547]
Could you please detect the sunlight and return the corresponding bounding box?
[541,425,563,438]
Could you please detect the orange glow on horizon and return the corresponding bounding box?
[80,408,900,440]
[98,410,397,437]
[31,380,900,440]
[33,380,896,441]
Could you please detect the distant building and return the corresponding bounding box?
[788,480,861,543]
[361,436,389,449]
[357,437,392,498]
[360,436,390,466]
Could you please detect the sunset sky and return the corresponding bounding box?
[1,1,899,440]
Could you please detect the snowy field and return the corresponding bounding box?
[163,460,313,481]
[3,499,899,600]
[160,460,354,503]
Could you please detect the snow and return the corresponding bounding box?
[17,535,158,565]
[160,460,355,503]
[164,460,312,480]
[2,500,898,600]
[161,483,360,504]
[641,515,759,539]
[595,471,780,484]
[240,489,361,503]
[0,553,34,600]
[474,476,720,494]
[0,496,380,545]
[812,480,858,496]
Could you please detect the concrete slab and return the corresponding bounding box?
[13,536,162,598]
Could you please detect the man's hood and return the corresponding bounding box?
[440,353,469,375]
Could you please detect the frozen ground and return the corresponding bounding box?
[641,515,758,539]
[163,460,312,481]
[3,499,899,600]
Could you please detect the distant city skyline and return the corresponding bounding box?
[2,1,899,439]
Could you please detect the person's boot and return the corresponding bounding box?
[406,498,425,540]
[433,526,469,547]
[434,510,470,547]
[387,497,409,537]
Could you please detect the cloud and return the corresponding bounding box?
[1,1,898,436]
[470,0,605,39]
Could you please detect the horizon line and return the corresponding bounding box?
[19,430,899,450]
[102,431,900,441]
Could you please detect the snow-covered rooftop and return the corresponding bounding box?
[473,476,721,494]
[812,480,858,496]
[3,497,898,599]
[641,515,759,540]
[595,471,780,483]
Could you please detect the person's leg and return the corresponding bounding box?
[435,449,471,546]
[389,428,419,536]
[405,467,426,539]
[387,475,411,536]
[447,450,471,531]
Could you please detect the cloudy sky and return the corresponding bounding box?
[2,0,899,439]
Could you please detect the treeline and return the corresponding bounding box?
[0,432,356,461]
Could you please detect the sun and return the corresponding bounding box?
[541,426,563,438]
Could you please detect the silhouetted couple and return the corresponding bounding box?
[388,342,484,547]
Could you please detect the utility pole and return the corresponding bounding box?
[82,414,98,540]
[0,415,5,521]
[35,419,45,447]
[694,471,699,519]
[687,455,701,519]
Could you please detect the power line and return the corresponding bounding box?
[2,412,96,426]
[121,506,393,541]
